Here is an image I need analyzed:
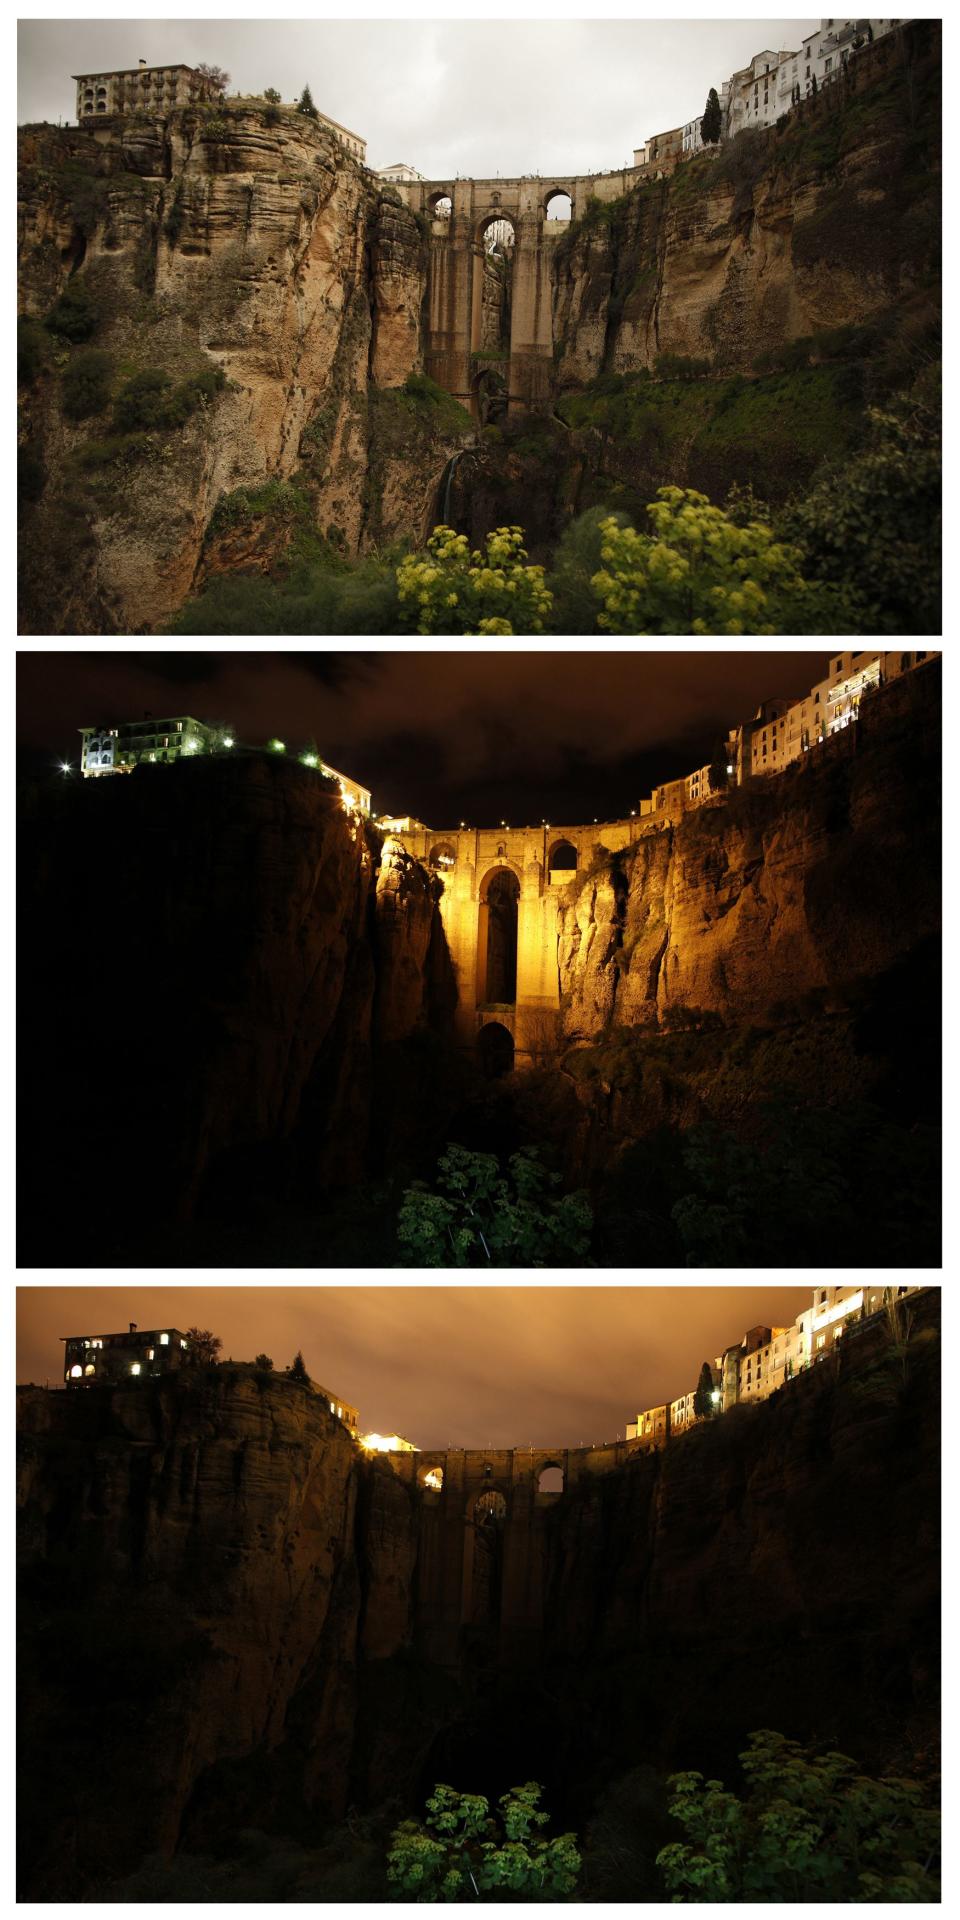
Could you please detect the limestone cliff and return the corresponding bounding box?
[552,21,940,385]
[16,1297,940,1898]
[558,661,940,1039]
[18,759,454,1256]
[17,107,468,632]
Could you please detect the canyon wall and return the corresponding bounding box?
[16,1294,940,1896]
[557,661,940,1040]
[17,110,469,632]
[18,760,453,1253]
[551,21,940,386]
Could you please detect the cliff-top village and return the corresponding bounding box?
[59,1284,921,1469]
[69,20,905,186]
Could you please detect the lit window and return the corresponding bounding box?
[180,1338,188,1348]
[84,1364,95,1376]
[160,1333,169,1345]
[147,1348,155,1360]
[70,1364,83,1378]
[816,1335,825,1350]
[131,1362,141,1375]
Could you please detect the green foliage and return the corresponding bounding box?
[18,317,50,385]
[61,348,114,420]
[700,88,722,146]
[254,1352,273,1370]
[656,1730,939,1901]
[782,377,941,635]
[184,1326,222,1366]
[692,1360,716,1418]
[387,1782,580,1901]
[297,85,319,120]
[207,476,313,537]
[397,1145,593,1268]
[654,352,711,380]
[589,488,844,634]
[45,281,99,343]
[547,505,633,633]
[111,363,226,432]
[263,87,281,104]
[396,526,552,635]
[289,1350,310,1383]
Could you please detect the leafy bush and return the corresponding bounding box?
[589,487,845,634]
[657,1730,939,1901]
[654,352,712,380]
[61,348,114,420]
[45,282,99,342]
[387,1783,580,1901]
[112,363,226,432]
[397,1144,592,1267]
[547,504,633,633]
[169,546,400,634]
[782,378,941,635]
[396,525,552,634]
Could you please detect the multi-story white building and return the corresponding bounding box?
[80,714,219,774]
[377,162,425,182]
[743,650,931,783]
[726,48,796,136]
[800,19,901,97]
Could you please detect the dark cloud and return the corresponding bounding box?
[17,1286,815,1449]
[16,650,830,824]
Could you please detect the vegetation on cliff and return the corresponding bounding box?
[657,1731,940,1902]
[387,1783,580,1901]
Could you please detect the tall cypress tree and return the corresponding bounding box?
[297,84,319,121]
[700,87,723,145]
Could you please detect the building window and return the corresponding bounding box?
[70,1364,83,1378]
[131,1362,141,1375]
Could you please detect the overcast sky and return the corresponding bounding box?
[17,1285,814,1446]
[18,17,816,174]
[17,650,829,823]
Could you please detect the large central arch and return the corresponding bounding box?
[477,865,521,1006]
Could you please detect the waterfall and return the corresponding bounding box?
[440,449,469,526]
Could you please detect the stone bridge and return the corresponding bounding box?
[381,1438,652,1664]
[392,163,663,413]
[388,813,665,1070]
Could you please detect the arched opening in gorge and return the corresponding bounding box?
[477,867,520,1006]
[544,189,572,222]
[537,1463,564,1493]
[477,1021,515,1079]
[548,838,578,883]
[470,1488,508,1625]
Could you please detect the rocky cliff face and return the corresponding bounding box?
[552,21,940,384]
[17,108,465,631]
[18,761,453,1256]
[558,662,940,1040]
[17,1297,940,1898]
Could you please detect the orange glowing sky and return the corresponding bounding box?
[17,1286,813,1448]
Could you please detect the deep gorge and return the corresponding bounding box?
[16,1292,941,1900]
[17,19,940,634]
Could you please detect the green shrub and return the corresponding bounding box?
[45,282,99,343]
[61,348,114,420]
[657,1730,939,1902]
[397,1144,592,1266]
[388,1783,580,1901]
[112,363,226,432]
[654,352,712,380]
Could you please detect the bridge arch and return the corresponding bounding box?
[537,1461,565,1493]
[544,188,572,220]
[430,190,453,219]
[477,864,521,1007]
[418,1459,444,1491]
[478,211,515,255]
[477,1020,514,1078]
[428,838,457,871]
[547,837,578,877]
